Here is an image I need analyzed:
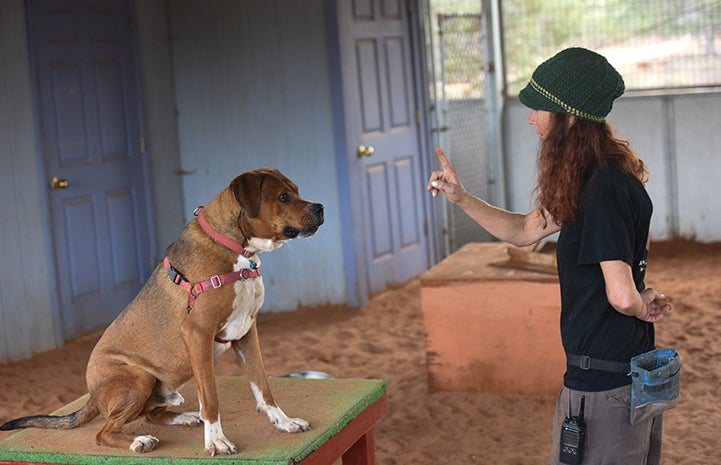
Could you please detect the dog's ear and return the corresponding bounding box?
[230,171,267,218]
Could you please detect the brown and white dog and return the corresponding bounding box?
[0,168,324,455]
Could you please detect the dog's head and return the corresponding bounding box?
[229,168,324,250]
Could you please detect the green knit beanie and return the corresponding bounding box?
[518,47,625,123]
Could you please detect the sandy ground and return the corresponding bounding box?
[0,239,719,464]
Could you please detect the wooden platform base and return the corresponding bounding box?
[0,376,387,465]
[421,242,565,396]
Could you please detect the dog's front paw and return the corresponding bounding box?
[130,435,159,453]
[281,416,311,433]
[205,436,238,456]
[266,406,311,433]
[203,421,238,456]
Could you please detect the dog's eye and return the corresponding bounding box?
[279,193,290,203]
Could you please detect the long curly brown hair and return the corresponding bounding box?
[535,112,648,225]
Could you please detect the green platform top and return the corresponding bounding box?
[0,376,387,465]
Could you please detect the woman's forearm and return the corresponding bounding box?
[455,193,559,247]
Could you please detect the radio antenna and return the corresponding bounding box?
[579,395,586,422]
[568,392,572,416]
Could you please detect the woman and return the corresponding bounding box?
[427,47,673,464]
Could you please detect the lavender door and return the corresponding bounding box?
[339,0,429,295]
[27,0,153,339]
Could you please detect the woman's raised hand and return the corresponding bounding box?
[427,147,467,204]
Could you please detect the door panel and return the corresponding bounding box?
[357,40,383,132]
[385,38,410,127]
[96,61,130,157]
[52,64,88,165]
[107,188,141,288]
[28,0,152,339]
[341,0,428,295]
[64,196,101,298]
[366,163,393,258]
[393,155,420,248]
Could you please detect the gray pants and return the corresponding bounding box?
[550,385,663,465]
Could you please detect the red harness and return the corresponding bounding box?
[164,206,261,313]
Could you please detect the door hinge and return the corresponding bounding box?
[139,137,146,155]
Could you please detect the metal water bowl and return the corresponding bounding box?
[282,370,334,379]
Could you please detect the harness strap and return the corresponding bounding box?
[163,257,261,312]
[566,352,630,375]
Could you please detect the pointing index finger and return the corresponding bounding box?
[435,146,451,170]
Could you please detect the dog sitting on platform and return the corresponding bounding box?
[0,168,324,456]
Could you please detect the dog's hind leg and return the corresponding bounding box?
[91,367,160,453]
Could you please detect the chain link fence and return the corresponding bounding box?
[502,0,721,94]
[429,12,495,253]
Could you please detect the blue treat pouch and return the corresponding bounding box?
[629,348,681,425]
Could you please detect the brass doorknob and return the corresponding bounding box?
[357,145,375,158]
[51,177,69,189]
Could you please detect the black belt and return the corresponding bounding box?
[566,353,630,374]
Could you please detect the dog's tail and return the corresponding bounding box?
[0,396,98,431]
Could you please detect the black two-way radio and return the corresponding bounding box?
[559,394,586,465]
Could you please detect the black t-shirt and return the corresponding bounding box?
[557,163,655,392]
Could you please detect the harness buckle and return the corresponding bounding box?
[167,264,185,285]
[579,355,592,370]
[210,275,222,289]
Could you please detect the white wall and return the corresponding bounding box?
[673,94,721,241]
[503,91,721,243]
[611,97,673,240]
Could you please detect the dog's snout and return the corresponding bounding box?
[281,203,324,240]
